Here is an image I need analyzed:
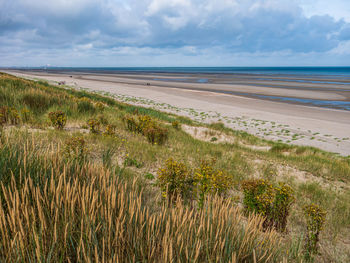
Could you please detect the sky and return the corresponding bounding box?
[0,0,350,67]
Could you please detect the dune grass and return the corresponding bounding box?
[0,72,350,262]
[0,129,282,262]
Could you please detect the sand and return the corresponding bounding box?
[3,69,350,156]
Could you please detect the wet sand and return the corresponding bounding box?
[3,69,350,155]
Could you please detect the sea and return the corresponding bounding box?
[21,66,350,76]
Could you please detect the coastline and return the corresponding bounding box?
[3,69,350,156]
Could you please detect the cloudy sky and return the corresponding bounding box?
[0,0,350,67]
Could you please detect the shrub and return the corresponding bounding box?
[241,179,294,232]
[273,183,295,232]
[48,111,67,129]
[157,159,233,207]
[171,120,181,130]
[157,158,194,203]
[87,118,100,134]
[194,159,232,208]
[103,124,116,136]
[0,106,20,125]
[241,179,274,216]
[123,114,169,145]
[303,204,326,259]
[137,115,153,133]
[123,114,138,132]
[63,135,88,162]
[123,114,153,133]
[143,125,168,145]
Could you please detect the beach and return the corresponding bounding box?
[4,69,350,155]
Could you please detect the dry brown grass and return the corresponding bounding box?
[0,133,282,262]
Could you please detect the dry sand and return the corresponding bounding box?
[4,70,350,156]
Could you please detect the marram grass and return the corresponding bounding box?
[0,134,281,262]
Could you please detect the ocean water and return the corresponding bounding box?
[33,66,350,77]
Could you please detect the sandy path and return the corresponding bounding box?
[4,70,350,156]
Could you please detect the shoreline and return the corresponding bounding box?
[8,69,350,107]
[3,69,350,156]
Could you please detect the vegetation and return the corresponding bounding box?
[123,113,168,145]
[194,159,232,208]
[87,118,101,134]
[48,110,67,129]
[171,120,181,130]
[0,106,20,125]
[63,135,88,162]
[157,158,193,203]
[103,123,116,136]
[0,72,349,262]
[303,204,327,260]
[241,179,294,232]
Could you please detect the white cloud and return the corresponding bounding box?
[329,40,350,54]
[298,0,350,22]
[0,0,349,66]
[19,0,96,13]
[146,0,191,15]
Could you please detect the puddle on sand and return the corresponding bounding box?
[256,95,350,111]
[153,77,209,83]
